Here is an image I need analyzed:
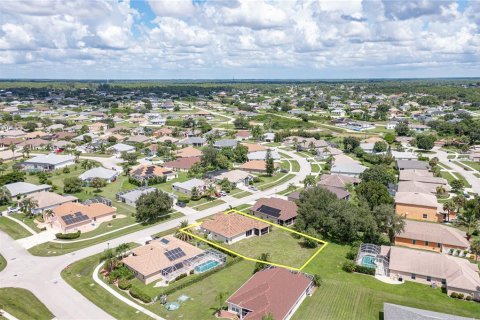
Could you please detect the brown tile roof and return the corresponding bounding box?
[201,213,269,238]
[394,192,439,208]
[28,191,78,209]
[397,220,469,249]
[242,143,267,152]
[0,137,22,146]
[175,146,203,158]
[227,267,312,320]
[251,198,298,221]
[53,202,116,228]
[131,164,173,178]
[317,174,359,189]
[239,160,267,172]
[236,130,251,138]
[122,235,204,277]
[162,156,201,170]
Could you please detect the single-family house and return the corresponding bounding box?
[27,191,78,214]
[214,139,238,149]
[395,191,443,222]
[21,154,75,172]
[116,187,156,207]
[226,267,313,320]
[247,150,280,161]
[79,167,118,184]
[330,163,367,177]
[396,160,430,171]
[178,137,206,147]
[175,146,202,158]
[162,156,201,171]
[201,212,270,244]
[251,197,298,226]
[172,178,206,196]
[108,143,135,156]
[213,170,253,187]
[130,164,176,183]
[394,220,470,253]
[3,182,51,199]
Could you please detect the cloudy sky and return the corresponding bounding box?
[0,0,479,79]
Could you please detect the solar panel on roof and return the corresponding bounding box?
[160,238,170,245]
[257,205,281,218]
[164,247,186,261]
[61,212,89,225]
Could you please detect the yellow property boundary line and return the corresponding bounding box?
[179,209,328,271]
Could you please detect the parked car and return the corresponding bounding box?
[249,186,258,191]
[7,206,19,214]
[219,191,227,197]
[176,202,186,208]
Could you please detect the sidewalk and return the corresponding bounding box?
[3,215,37,235]
[16,230,56,249]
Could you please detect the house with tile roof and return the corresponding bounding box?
[395,191,443,222]
[251,198,298,226]
[226,267,313,320]
[201,212,270,244]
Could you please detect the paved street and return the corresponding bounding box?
[0,149,310,319]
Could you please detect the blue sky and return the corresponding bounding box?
[0,0,479,79]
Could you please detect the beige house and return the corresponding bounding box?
[394,192,443,222]
[201,213,270,244]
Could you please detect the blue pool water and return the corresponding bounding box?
[195,260,220,273]
[165,302,180,311]
[361,255,376,268]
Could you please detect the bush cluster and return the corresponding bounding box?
[174,273,188,281]
[118,279,132,290]
[341,261,375,275]
[55,231,81,239]
[129,286,151,303]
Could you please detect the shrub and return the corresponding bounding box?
[466,296,472,301]
[174,273,188,282]
[354,265,376,276]
[450,292,458,298]
[55,231,81,239]
[118,279,132,290]
[110,265,135,281]
[342,261,356,273]
[129,286,151,303]
[457,293,465,299]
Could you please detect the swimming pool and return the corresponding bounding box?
[361,255,376,268]
[195,260,220,273]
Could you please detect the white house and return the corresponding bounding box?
[21,154,75,172]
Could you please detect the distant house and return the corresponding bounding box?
[235,130,252,141]
[27,191,78,214]
[175,146,202,158]
[178,137,206,147]
[238,160,278,174]
[172,178,206,196]
[391,151,418,161]
[396,160,430,171]
[263,132,275,142]
[162,156,201,171]
[21,154,75,172]
[408,123,429,132]
[213,169,253,187]
[330,163,367,177]
[79,167,118,184]
[399,169,448,191]
[201,212,270,244]
[126,135,151,144]
[3,182,51,199]
[108,143,135,156]
[247,150,280,161]
[130,164,177,183]
[251,197,298,226]
[394,191,443,222]
[395,220,470,253]
[116,187,156,207]
[214,139,238,149]
[227,267,313,320]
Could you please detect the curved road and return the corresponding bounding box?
[0,149,310,319]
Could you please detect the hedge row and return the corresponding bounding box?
[55,231,81,239]
[160,257,242,297]
[342,261,375,275]
[118,279,132,290]
[129,286,151,303]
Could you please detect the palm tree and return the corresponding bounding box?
[22,145,30,158]
[303,175,316,188]
[456,210,478,239]
[175,220,192,242]
[436,185,446,196]
[73,151,81,162]
[443,200,456,222]
[115,243,131,258]
[452,195,466,217]
[102,249,118,273]
[19,197,39,217]
[9,143,15,159]
[214,291,227,316]
[206,184,217,200]
[471,239,480,262]
[44,209,55,227]
[253,252,271,273]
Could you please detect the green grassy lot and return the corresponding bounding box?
[0,288,54,320]
[281,160,291,171]
[0,217,32,239]
[193,199,225,211]
[230,190,252,198]
[461,161,480,172]
[440,171,456,184]
[257,173,295,191]
[290,160,300,172]
[232,204,252,212]
[311,163,321,173]
[9,213,42,232]
[0,254,6,272]
[452,172,471,188]
[61,245,150,320]
[227,227,318,269]
[447,155,456,159]
[28,212,183,256]
[293,243,480,319]
[75,214,138,240]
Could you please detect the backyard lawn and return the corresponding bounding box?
[0,288,54,320]
[227,227,319,269]
[0,217,32,239]
[293,243,480,320]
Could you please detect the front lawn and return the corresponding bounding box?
[28,212,183,256]
[193,199,226,211]
[0,288,54,320]
[293,243,480,320]
[9,213,43,232]
[227,226,319,269]
[311,163,321,173]
[257,173,295,191]
[290,160,300,172]
[461,161,480,172]
[0,217,32,239]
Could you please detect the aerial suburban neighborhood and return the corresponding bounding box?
[1,1,480,320]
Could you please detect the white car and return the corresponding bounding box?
[7,206,20,214]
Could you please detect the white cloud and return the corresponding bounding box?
[148,0,196,18]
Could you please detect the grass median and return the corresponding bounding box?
[0,288,54,320]
[0,217,33,240]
